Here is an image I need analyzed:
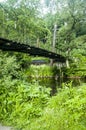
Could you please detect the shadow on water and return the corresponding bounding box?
[28,77,86,96]
[63,77,86,86]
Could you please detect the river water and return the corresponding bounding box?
[29,77,86,95]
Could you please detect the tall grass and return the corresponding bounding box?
[0,79,51,129]
[26,83,86,130]
[0,79,86,130]
[25,65,54,78]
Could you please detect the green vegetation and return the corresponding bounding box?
[0,78,86,130]
[0,0,86,76]
[0,0,86,130]
[0,80,51,129]
[26,65,53,78]
[27,83,86,130]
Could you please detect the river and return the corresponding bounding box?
[28,77,86,95]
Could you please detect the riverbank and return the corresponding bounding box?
[0,83,86,130]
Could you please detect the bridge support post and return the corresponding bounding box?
[66,59,70,68]
[50,59,54,66]
[36,38,40,48]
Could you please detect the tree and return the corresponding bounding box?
[0,0,51,49]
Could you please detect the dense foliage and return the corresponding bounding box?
[0,0,51,49]
[0,52,51,129]
[27,83,86,130]
[0,0,86,130]
[0,75,86,130]
[0,0,86,74]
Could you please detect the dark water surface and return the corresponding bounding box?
[29,77,86,95]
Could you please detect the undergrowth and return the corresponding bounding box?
[0,81,86,130]
[0,52,86,130]
[26,83,86,130]
[25,65,54,77]
[0,79,50,129]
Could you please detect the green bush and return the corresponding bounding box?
[26,84,86,130]
[0,52,86,130]
[26,65,53,78]
[0,80,50,129]
[0,52,51,129]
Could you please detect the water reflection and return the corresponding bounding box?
[28,77,86,95]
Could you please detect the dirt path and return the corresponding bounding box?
[0,125,11,130]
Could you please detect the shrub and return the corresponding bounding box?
[0,80,51,129]
[26,84,86,130]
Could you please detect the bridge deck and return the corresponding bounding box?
[0,37,66,63]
